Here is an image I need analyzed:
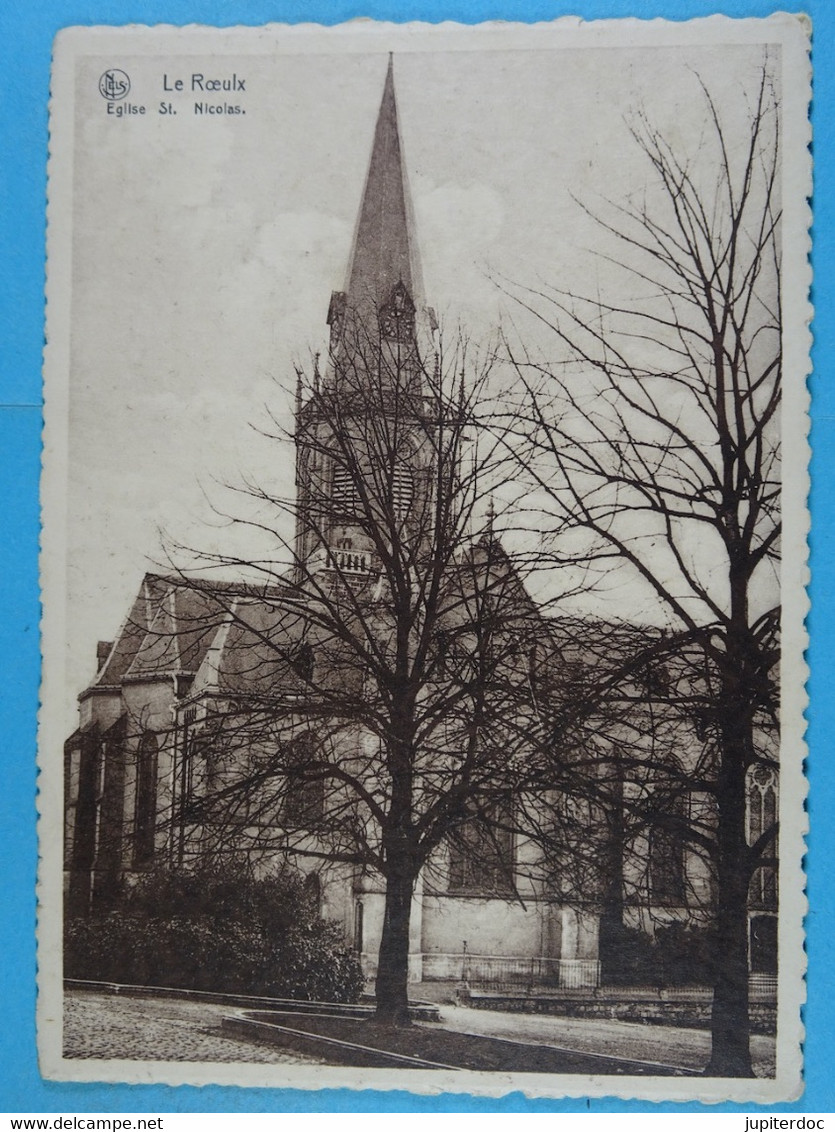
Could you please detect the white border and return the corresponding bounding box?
[38,13,811,1102]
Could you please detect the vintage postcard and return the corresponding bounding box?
[39,16,811,1102]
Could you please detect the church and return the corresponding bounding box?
[63,59,776,995]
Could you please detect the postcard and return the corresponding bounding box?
[39,15,811,1101]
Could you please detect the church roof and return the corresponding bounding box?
[343,56,423,315]
[190,600,309,697]
[91,574,286,689]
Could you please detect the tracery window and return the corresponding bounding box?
[303,871,322,915]
[748,765,778,910]
[448,802,514,895]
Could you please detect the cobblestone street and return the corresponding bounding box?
[63,988,776,1078]
[63,990,321,1064]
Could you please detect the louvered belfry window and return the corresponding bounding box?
[390,463,414,520]
[331,465,360,517]
[331,461,414,521]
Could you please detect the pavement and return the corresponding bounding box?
[63,990,321,1063]
[432,1004,777,1077]
[63,988,776,1077]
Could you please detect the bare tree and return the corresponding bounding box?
[501,59,781,1076]
[159,313,552,1026]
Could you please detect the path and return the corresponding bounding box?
[433,1004,776,1077]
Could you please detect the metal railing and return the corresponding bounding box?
[421,952,601,990]
[419,954,775,1000]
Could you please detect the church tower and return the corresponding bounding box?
[294,58,438,583]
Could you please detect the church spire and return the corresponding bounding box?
[343,56,423,316]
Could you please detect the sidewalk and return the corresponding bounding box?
[433,1004,776,1077]
[64,989,320,1064]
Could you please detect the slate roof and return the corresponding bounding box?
[343,56,424,316]
[189,599,309,698]
[91,574,288,689]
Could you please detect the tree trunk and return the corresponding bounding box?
[375,866,415,1025]
[705,659,755,1077]
[705,861,753,1077]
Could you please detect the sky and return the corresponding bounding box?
[53,22,789,729]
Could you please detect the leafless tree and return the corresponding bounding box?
[500,57,781,1075]
[155,313,556,1026]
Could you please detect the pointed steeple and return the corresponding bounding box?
[343,56,423,315]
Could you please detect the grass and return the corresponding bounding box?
[246,1011,690,1075]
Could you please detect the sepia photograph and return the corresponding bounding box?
[38,16,810,1102]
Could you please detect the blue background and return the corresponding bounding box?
[0,0,825,1114]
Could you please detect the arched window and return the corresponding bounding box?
[648,793,686,906]
[133,731,158,867]
[284,732,325,829]
[748,765,778,909]
[750,914,778,975]
[448,801,514,895]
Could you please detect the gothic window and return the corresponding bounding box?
[133,731,158,867]
[448,802,514,895]
[70,731,100,873]
[284,732,325,829]
[648,795,686,906]
[748,765,778,910]
[327,290,346,351]
[182,725,221,804]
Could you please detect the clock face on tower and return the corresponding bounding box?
[379,281,416,343]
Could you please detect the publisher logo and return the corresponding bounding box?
[99,69,131,101]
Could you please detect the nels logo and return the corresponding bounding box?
[98,69,131,101]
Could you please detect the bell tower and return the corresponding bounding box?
[294,57,437,583]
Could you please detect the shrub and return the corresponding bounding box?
[599,923,657,985]
[653,922,715,986]
[65,864,364,1003]
[599,919,715,987]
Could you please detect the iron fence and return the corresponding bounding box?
[421,952,601,989]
